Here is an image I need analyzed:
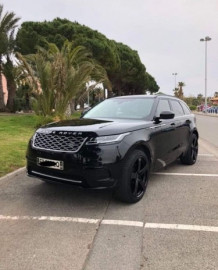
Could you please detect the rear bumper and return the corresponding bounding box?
[26,142,123,189]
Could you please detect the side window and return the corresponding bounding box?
[180,101,191,115]
[155,99,171,117]
[170,100,184,116]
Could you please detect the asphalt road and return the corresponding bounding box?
[195,114,218,148]
[1,139,218,270]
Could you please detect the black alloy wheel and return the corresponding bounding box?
[116,150,150,203]
[130,156,149,198]
[181,133,198,165]
[191,135,198,162]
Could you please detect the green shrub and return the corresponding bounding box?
[189,105,197,111]
[34,111,81,128]
[13,97,26,112]
[34,115,56,128]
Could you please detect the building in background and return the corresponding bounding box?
[210,97,218,105]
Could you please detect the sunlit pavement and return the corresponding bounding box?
[0,142,218,270]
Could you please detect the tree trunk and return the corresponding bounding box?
[6,77,16,112]
[114,79,122,96]
[25,93,30,111]
[117,85,122,96]
[70,98,75,114]
[79,101,84,110]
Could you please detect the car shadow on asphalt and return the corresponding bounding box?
[26,178,113,204]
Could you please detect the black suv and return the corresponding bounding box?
[27,95,198,203]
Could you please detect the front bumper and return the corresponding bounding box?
[26,142,124,189]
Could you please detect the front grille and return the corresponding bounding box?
[33,132,87,152]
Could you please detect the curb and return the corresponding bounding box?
[194,112,218,118]
[0,167,26,182]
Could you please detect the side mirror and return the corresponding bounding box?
[153,111,175,124]
[80,107,91,118]
[159,111,175,119]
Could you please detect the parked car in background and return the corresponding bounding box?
[202,105,211,113]
[207,106,218,114]
[27,95,198,203]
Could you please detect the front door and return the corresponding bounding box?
[151,99,178,170]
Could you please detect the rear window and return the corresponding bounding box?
[170,100,184,116]
[180,101,191,115]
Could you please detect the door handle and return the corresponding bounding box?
[171,123,176,126]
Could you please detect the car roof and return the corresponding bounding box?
[112,94,181,100]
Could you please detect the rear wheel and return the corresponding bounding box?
[115,150,150,203]
[180,133,198,165]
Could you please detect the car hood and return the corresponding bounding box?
[36,118,152,136]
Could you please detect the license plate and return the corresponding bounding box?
[37,157,64,170]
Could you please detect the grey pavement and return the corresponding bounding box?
[0,142,218,270]
[195,114,218,148]
[141,229,218,270]
[0,221,97,270]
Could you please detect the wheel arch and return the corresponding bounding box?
[123,141,153,166]
[192,128,199,139]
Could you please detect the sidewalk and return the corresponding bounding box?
[194,111,218,117]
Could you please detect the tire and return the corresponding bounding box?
[180,133,198,165]
[115,150,150,203]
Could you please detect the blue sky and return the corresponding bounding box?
[2,0,218,96]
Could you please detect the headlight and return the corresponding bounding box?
[86,132,130,145]
[30,133,36,146]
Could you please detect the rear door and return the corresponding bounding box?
[169,99,188,156]
[179,100,193,153]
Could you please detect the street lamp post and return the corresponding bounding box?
[172,73,178,90]
[200,36,212,113]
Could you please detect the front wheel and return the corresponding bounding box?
[180,133,198,165]
[115,150,150,203]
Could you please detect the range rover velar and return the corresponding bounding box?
[27,95,199,203]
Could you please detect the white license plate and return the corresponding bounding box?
[37,157,64,170]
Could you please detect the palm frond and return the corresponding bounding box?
[19,41,111,117]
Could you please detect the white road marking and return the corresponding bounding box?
[0,215,143,227]
[145,223,218,233]
[102,219,143,227]
[198,154,214,156]
[0,215,99,224]
[1,215,218,233]
[153,172,218,177]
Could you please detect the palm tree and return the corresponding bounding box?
[173,87,179,98]
[0,4,20,111]
[18,41,111,117]
[176,82,185,99]
[4,55,17,111]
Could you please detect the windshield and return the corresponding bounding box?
[83,98,154,120]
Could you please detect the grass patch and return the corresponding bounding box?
[0,112,81,177]
[71,110,82,119]
[0,115,37,177]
